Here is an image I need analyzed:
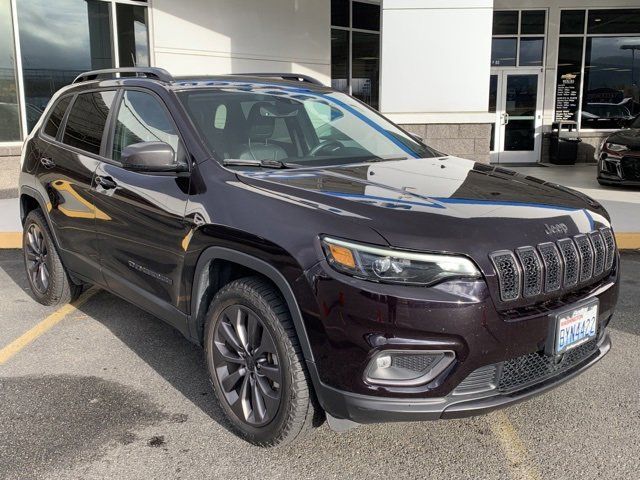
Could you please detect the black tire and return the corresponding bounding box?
[204,276,321,447]
[22,209,83,306]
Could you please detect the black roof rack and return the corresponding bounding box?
[73,67,174,84]
[232,73,324,86]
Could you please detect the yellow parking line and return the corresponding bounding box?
[488,411,542,480]
[0,287,98,365]
[0,232,21,249]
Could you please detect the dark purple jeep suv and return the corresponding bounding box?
[19,68,619,446]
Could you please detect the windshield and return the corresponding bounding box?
[178,85,438,166]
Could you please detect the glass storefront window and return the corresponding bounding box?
[582,36,640,129]
[331,0,380,109]
[491,38,517,67]
[557,9,640,130]
[520,11,545,35]
[331,0,349,28]
[117,4,149,67]
[491,10,546,68]
[352,2,380,31]
[588,9,640,35]
[352,31,379,109]
[560,10,585,35]
[17,0,113,132]
[519,38,544,67]
[0,0,21,142]
[331,29,349,93]
[493,11,518,35]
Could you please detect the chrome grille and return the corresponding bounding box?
[589,232,606,276]
[489,251,521,301]
[490,228,616,302]
[516,247,543,298]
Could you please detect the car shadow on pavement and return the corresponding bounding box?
[73,289,238,435]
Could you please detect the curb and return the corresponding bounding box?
[0,233,21,249]
[1,232,640,250]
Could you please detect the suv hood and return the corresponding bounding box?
[235,157,610,257]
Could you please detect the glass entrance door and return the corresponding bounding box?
[490,69,543,164]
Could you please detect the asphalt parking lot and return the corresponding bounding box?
[1,250,639,480]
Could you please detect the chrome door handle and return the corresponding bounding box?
[95,175,117,190]
[40,157,55,169]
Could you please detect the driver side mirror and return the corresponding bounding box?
[120,141,186,173]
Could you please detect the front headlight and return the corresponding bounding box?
[321,236,481,286]
[605,142,629,153]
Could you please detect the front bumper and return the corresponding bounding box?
[299,257,619,423]
[313,333,611,423]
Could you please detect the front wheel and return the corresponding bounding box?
[22,209,82,306]
[204,277,321,446]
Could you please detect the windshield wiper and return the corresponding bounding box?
[222,158,297,169]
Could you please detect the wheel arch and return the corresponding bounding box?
[189,247,316,367]
[19,186,60,249]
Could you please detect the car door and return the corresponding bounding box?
[35,90,117,283]
[92,88,191,326]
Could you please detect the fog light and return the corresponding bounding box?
[364,350,455,387]
[376,355,392,369]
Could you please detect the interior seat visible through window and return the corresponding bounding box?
[236,102,289,162]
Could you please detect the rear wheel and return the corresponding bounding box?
[22,209,82,306]
[204,277,320,446]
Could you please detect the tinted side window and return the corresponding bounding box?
[112,90,180,162]
[43,96,72,138]
[62,91,116,155]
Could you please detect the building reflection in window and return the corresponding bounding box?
[117,3,149,67]
[582,36,640,129]
[16,0,112,132]
[0,0,21,142]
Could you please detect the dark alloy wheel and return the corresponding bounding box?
[204,277,321,446]
[25,223,50,294]
[22,209,83,306]
[213,304,282,426]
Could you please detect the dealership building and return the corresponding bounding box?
[1,0,639,166]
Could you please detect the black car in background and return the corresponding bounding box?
[597,115,640,186]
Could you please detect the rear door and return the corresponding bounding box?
[36,90,117,283]
[92,88,191,323]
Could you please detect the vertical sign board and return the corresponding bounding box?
[555,37,584,122]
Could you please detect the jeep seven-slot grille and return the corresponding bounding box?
[490,228,616,302]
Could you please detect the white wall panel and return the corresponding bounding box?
[380,0,494,123]
[150,0,330,83]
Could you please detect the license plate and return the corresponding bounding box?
[554,301,598,355]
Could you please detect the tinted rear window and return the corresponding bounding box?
[62,91,116,155]
[43,96,72,138]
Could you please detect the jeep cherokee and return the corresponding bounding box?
[19,67,619,447]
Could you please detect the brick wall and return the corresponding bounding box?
[399,123,492,164]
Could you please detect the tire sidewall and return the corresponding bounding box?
[204,286,295,444]
[23,211,54,304]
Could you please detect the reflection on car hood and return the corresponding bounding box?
[235,156,611,252]
[606,128,640,150]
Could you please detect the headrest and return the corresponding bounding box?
[247,102,276,140]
